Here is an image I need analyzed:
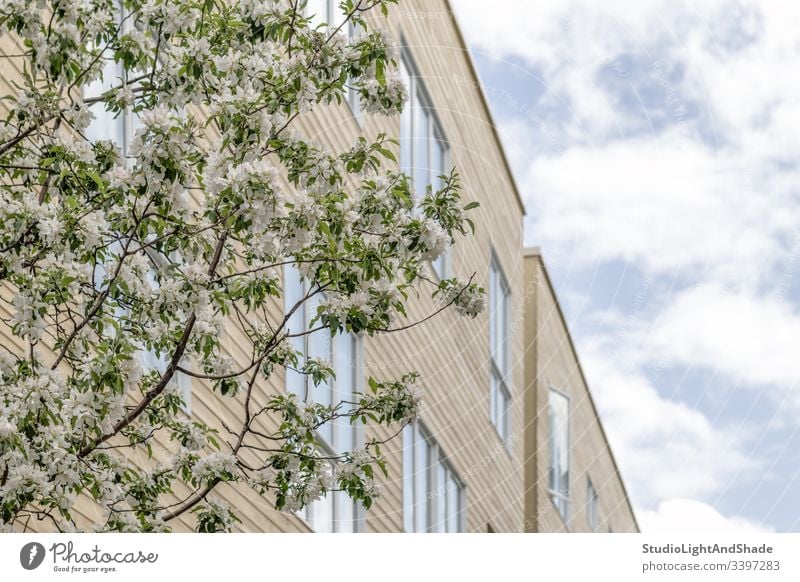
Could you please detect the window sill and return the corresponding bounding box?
[489,421,513,457]
[547,491,571,531]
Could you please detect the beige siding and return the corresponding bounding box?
[523,250,639,533]
[0,0,526,533]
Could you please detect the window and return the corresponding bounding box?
[587,477,598,532]
[399,51,450,279]
[141,250,193,411]
[84,3,128,149]
[90,243,192,410]
[306,0,362,124]
[284,265,363,532]
[84,8,191,411]
[489,255,511,442]
[402,422,465,532]
[548,388,570,523]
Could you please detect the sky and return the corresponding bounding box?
[450,0,800,532]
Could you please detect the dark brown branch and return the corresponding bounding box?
[77,231,229,458]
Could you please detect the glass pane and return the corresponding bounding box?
[311,494,333,533]
[399,61,413,175]
[333,490,354,533]
[412,93,429,194]
[499,385,509,440]
[587,479,598,531]
[402,425,414,532]
[489,263,497,359]
[307,292,332,443]
[84,57,125,148]
[432,255,444,279]
[284,266,306,397]
[333,333,355,454]
[489,371,497,427]
[434,461,446,532]
[330,0,345,28]
[414,427,429,532]
[446,474,458,532]
[548,389,570,519]
[306,0,328,26]
[498,280,507,375]
[85,1,125,146]
[430,136,444,189]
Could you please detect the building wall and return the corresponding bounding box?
[523,249,639,533]
[361,0,526,535]
[0,0,527,533]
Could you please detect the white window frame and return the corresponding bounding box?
[587,476,598,532]
[402,422,466,532]
[90,238,193,413]
[489,253,511,444]
[84,8,192,412]
[283,264,365,533]
[399,48,451,280]
[141,248,193,412]
[305,0,363,126]
[84,2,131,152]
[548,386,571,525]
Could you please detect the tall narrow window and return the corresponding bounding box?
[402,422,465,532]
[548,388,570,523]
[284,264,362,532]
[587,477,598,532]
[399,50,450,279]
[84,5,191,410]
[489,256,511,442]
[140,250,192,411]
[84,2,127,148]
[305,0,362,123]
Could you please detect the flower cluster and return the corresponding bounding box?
[193,499,241,533]
[0,0,483,533]
[359,373,423,425]
[191,453,239,486]
[437,279,487,319]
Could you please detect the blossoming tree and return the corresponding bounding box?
[0,0,484,532]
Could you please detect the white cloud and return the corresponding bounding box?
[453,0,800,285]
[580,343,754,507]
[640,499,773,532]
[521,128,797,283]
[644,283,800,390]
[452,0,800,146]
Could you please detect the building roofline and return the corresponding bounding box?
[524,246,542,257]
[444,0,527,216]
[524,246,640,530]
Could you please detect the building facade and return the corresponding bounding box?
[282,0,529,534]
[523,248,639,532]
[0,0,636,533]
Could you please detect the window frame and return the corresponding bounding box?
[305,0,363,126]
[586,476,598,532]
[547,385,571,525]
[83,6,194,413]
[488,252,512,445]
[399,47,451,280]
[141,247,193,412]
[402,421,466,533]
[83,1,131,153]
[283,264,365,533]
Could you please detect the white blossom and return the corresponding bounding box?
[192,452,239,483]
[0,0,482,532]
